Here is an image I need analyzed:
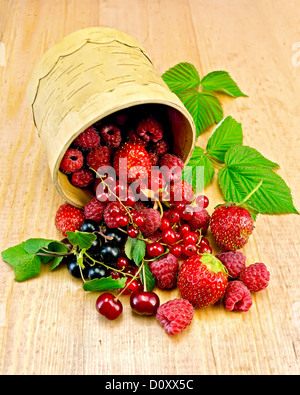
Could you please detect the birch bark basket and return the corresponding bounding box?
[27,27,196,207]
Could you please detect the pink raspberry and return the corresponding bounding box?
[134,206,161,237]
[187,209,210,234]
[99,124,122,148]
[156,298,194,335]
[239,262,270,292]
[86,146,111,170]
[71,169,94,188]
[149,253,179,289]
[160,154,184,182]
[153,140,169,156]
[169,181,195,204]
[84,197,106,223]
[60,149,84,174]
[103,202,126,228]
[136,117,164,143]
[127,129,147,147]
[216,251,246,278]
[73,126,100,149]
[149,152,159,166]
[224,281,253,312]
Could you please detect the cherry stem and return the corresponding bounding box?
[237,179,263,206]
[115,262,144,300]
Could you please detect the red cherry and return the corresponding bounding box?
[183,231,198,245]
[183,244,198,257]
[130,291,160,316]
[127,225,139,238]
[170,244,183,258]
[198,245,213,254]
[161,228,177,245]
[196,195,209,209]
[121,278,143,295]
[160,218,171,231]
[115,257,129,271]
[147,242,164,257]
[95,293,123,320]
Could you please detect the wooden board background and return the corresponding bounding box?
[0,0,300,375]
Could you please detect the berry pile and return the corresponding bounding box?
[55,106,270,335]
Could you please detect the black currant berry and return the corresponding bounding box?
[87,236,102,256]
[88,265,108,280]
[67,256,89,279]
[80,219,99,233]
[99,245,121,264]
[105,229,125,246]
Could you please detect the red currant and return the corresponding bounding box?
[168,210,181,224]
[127,225,139,238]
[160,217,171,231]
[196,194,209,209]
[198,245,213,254]
[199,237,210,247]
[180,205,194,221]
[170,244,183,258]
[161,228,177,245]
[95,293,123,320]
[116,214,129,227]
[130,291,160,316]
[132,212,145,227]
[173,201,185,212]
[147,242,164,257]
[179,224,191,235]
[121,278,143,295]
[183,231,198,245]
[183,244,198,257]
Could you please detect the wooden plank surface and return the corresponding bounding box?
[0,0,300,375]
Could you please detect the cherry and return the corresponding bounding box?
[115,257,129,271]
[147,242,164,257]
[196,195,209,209]
[96,293,123,320]
[183,231,198,245]
[161,228,177,245]
[170,244,183,258]
[180,205,194,221]
[120,278,143,295]
[127,225,139,238]
[132,212,145,227]
[183,244,198,257]
[160,218,171,231]
[198,245,213,254]
[130,291,160,316]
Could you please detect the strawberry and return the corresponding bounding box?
[55,203,85,236]
[210,204,254,250]
[177,254,228,308]
[113,142,151,183]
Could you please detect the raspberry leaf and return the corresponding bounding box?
[65,231,97,250]
[177,89,223,136]
[218,145,299,215]
[206,116,243,162]
[201,71,248,97]
[83,276,127,292]
[161,62,200,95]
[183,146,215,189]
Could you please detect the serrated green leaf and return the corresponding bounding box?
[140,262,155,292]
[66,231,97,250]
[201,71,248,97]
[162,62,200,95]
[83,275,127,292]
[206,116,243,162]
[132,237,146,266]
[14,254,42,282]
[177,89,223,136]
[183,146,215,190]
[2,242,29,267]
[218,145,299,215]
[124,236,137,260]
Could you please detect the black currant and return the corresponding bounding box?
[67,255,89,279]
[88,265,108,280]
[80,219,99,233]
[99,245,121,265]
[105,229,125,246]
[87,236,102,256]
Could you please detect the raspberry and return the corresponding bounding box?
[99,124,122,148]
[60,149,84,174]
[136,117,163,143]
[224,281,253,312]
[86,146,111,170]
[127,129,147,147]
[55,203,85,236]
[156,298,194,335]
[216,251,246,278]
[84,197,106,223]
[168,181,195,204]
[134,206,161,237]
[160,154,184,182]
[103,202,126,228]
[71,169,94,188]
[153,140,169,156]
[73,126,100,149]
[149,152,159,166]
[239,262,270,292]
[149,253,179,289]
[187,209,210,233]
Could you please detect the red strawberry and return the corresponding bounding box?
[178,254,228,308]
[55,203,85,236]
[113,142,151,183]
[210,204,255,250]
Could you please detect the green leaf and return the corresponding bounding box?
[218,145,299,215]
[48,242,70,270]
[140,262,155,292]
[83,276,127,292]
[206,116,243,162]
[177,89,223,136]
[13,254,42,282]
[132,237,146,266]
[183,146,215,190]
[124,236,137,260]
[201,71,248,97]
[2,242,29,267]
[162,62,200,95]
[66,231,97,250]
